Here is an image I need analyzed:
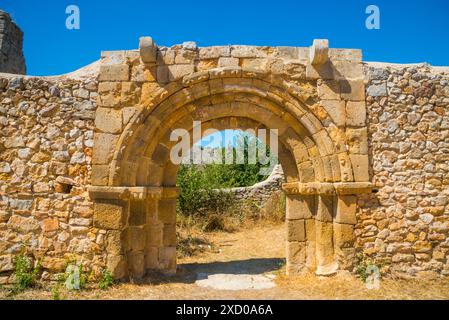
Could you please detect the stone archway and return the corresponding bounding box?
[89,39,372,280]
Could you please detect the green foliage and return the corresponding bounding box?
[98,269,114,290]
[12,247,41,293]
[177,132,277,221]
[51,283,63,300]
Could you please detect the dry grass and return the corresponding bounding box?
[2,221,449,300]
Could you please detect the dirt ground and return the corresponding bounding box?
[2,223,449,300]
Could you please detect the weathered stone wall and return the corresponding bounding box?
[222,165,285,207]
[358,63,449,278]
[0,11,26,75]
[0,40,448,281]
[0,71,103,284]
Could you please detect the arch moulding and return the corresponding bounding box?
[89,38,372,280]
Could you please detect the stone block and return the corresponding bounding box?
[231,45,267,58]
[333,223,355,248]
[320,100,346,127]
[332,61,363,80]
[131,64,157,82]
[316,195,334,222]
[158,199,176,224]
[92,133,119,165]
[0,255,13,272]
[329,49,362,62]
[99,64,129,82]
[346,127,368,155]
[139,37,157,64]
[305,219,316,269]
[287,219,306,242]
[107,255,128,280]
[129,200,146,226]
[157,65,169,83]
[334,247,355,271]
[306,61,334,80]
[145,247,159,269]
[158,247,177,273]
[315,220,335,268]
[168,65,195,81]
[146,224,163,247]
[151,144,170,165]
[338,153,354,182]
[41,257,66,272]
[286,241,306,275]
[340,79,365,101]
[366,83,387,97]
[95,108,122,134]
[41,217,59,233]
[286,195,314,220]
[199,46,231,59]
[106,230,124,255]
[91,165,109,186]
[124,226,146,252]
[218,57,239,67]
[298,161,315,183]
[127,251,145,278]
[309,39,329,65]
[93,200,128,230]
[349,154,370,182]
[346,101,366,127]
[317,80,340,100]
[163,224,177,246]
[335,196,357,225]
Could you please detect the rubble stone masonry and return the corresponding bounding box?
[0,40,448,283]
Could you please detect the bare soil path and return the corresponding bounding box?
[2,223,449,300]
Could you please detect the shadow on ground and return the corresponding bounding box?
[141,258,285,285]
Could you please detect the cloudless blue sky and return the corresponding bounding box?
[1,0,449,76]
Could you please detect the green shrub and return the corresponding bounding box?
[12,247,41,293]
[98,269,114,290]
[177,133,275,213]
[51,283,63,300]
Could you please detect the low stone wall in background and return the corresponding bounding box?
[221,165,285,207]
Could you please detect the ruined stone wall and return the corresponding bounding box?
[0,72,104,284]
[0,11,26,75]
[358,63,449,278]
[222,165,285,207]
[0,43,449,281]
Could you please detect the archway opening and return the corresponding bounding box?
[90,66,371,281]
[175,129,286,283]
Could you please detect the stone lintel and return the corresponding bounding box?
[88,186,166,200]
[282,182,372,195]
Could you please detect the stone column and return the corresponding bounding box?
[155,187,179,274]
[93,198,129,280]
[285,189,314,275]
[144,198,162,271]
[333,195,357,270]
[125,199,146,279]
[315,194,338,275]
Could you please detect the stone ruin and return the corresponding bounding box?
[0,10,26,75]
[0,22,449,283]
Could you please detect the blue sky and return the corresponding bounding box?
[1,0,449,76]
